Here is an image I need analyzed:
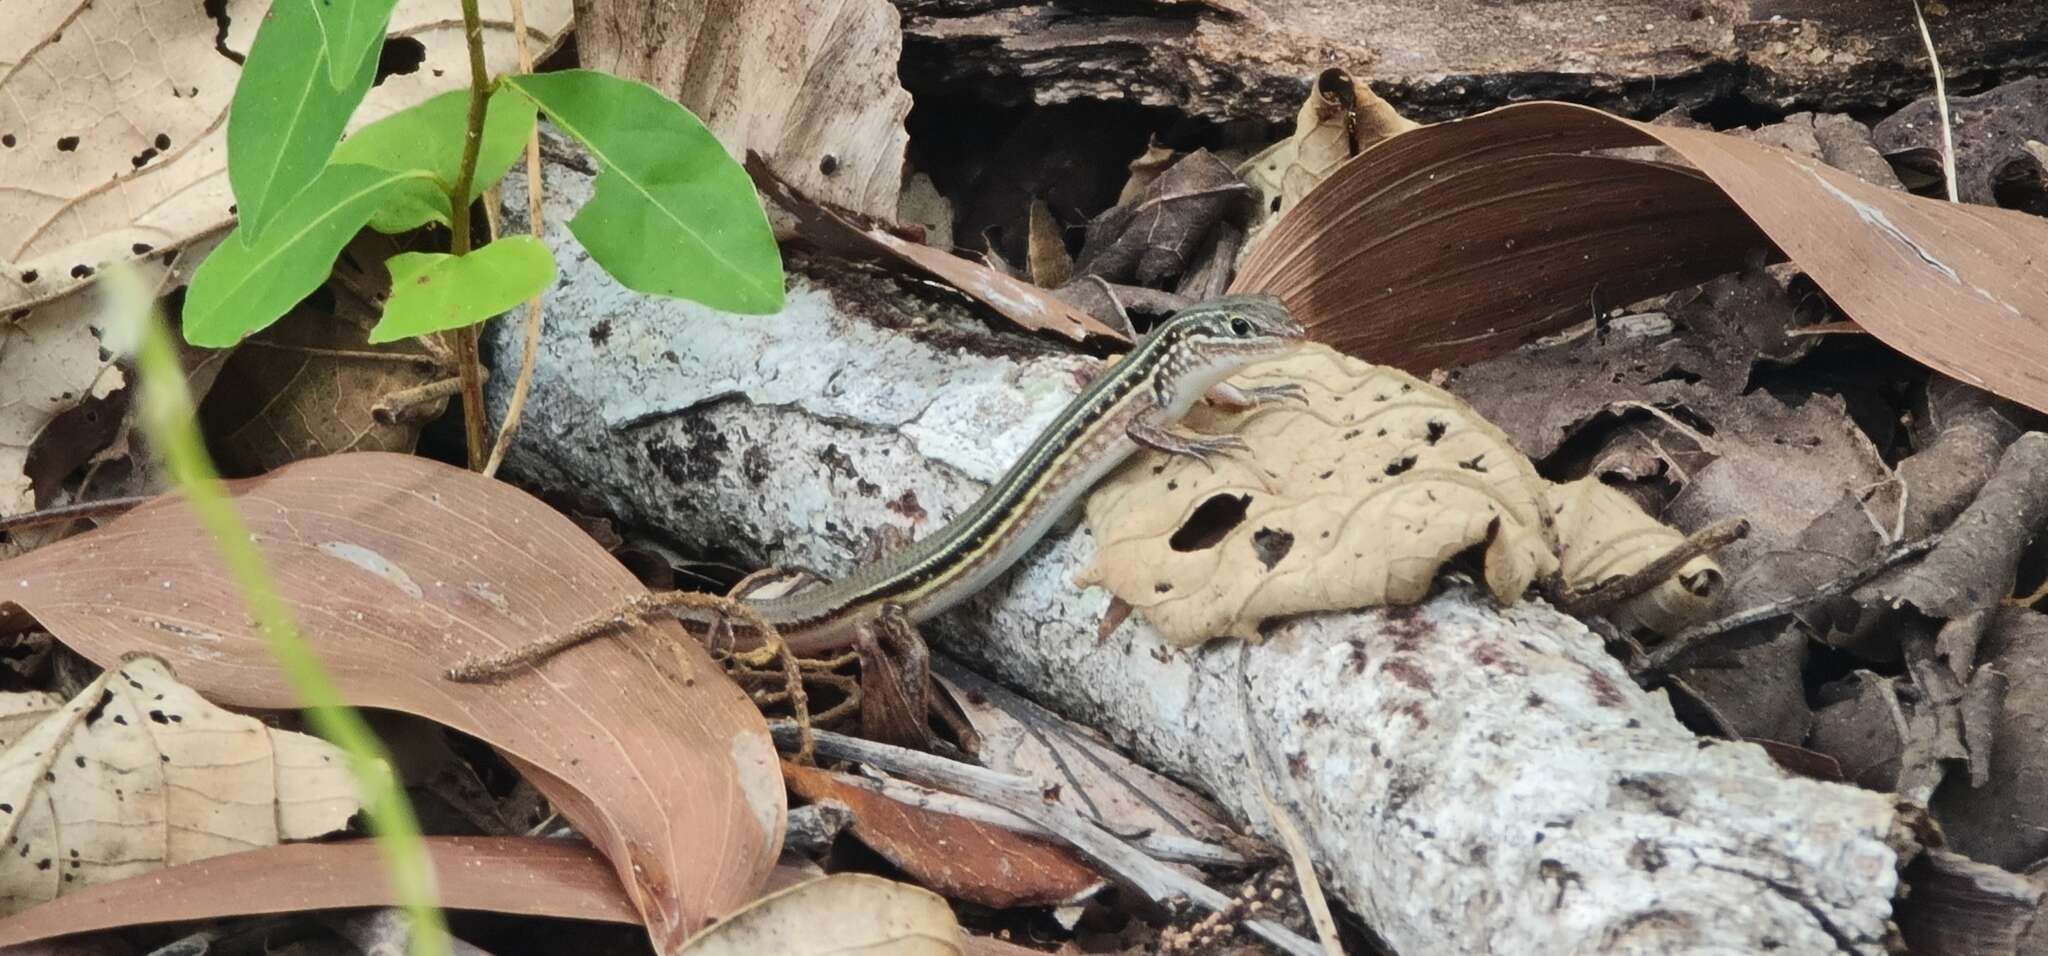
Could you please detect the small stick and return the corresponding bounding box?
[0,495,150,533]
[1642,531,1943,673]
[373,377,466,424]
[771,725,1323,956]
[446,590,817,761]
[1554,518,1749,618]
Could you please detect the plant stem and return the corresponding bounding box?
[446,0,494,470]
[116,268,449,956]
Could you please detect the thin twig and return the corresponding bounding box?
[1909,0,1961,203]
[0,495,150,533]
[1642,531,1944,672]
[372,376,465,424]
[236,340,441,366]
[445,590,816,762]
[771,726,1323,956]
[482,0,548,479]
[446,0,495,469]
[1554,518,1749,618]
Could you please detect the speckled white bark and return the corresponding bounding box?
[490,135,1904,954]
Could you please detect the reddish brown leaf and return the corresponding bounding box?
[0,837,640,946]
[0,453,783,951]
[0,837,822,948]
[1236,102,2048,415]
[782,763,1101,909]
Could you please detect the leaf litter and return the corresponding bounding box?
[0,452,782,952]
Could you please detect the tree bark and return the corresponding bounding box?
[489,138,1907,953]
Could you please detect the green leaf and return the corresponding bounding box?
[229,0,381,242]
[185,165,434,347]
[332,87,538,234]
[308,0,403,90]
[370,236,555,343]
[501,70,783,314]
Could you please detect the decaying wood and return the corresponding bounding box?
[894,0,2048,123]
[491,142,1907,953]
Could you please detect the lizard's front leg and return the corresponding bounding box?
[1204,381,1308,411]
[1127,402,1249,467]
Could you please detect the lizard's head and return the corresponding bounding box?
[1146,293,1307,414]
[1167,293,1306,361]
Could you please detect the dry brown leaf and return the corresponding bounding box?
[0,655,358,915]
[1116,140,1176,207]
[200,242,445,476]
[1875,77,2047,210]
[1235,102,2048,415]
[578,0,909,225]
[0,0,572,312]
[1025,200,1072,289]
[3,239,226,544]
[748,155,1125,343]
[1239,67,1420,259]
[781,762,1100,909]
[1547,477,1720,636]
[0,453,782,950]
[1080,345,1558,646]
[1074,149,1246,288]
[0,304,124,517]
[678,873,962,956]
[937,663,1245,857]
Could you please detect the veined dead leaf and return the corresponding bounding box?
[1026,200,1073,289]
[0,655,359,915]
[0,0,572,311]
[1081,346,1719,645]
[0,453,782,951]
[1548,477,1721,635]
[1238,67,1420,260]
[0,837,647,946]
[781,762,1101,909]
[1117,140,1177,207]
[1081,345,1558,646]
[748,155,1125,343]
[1235,102,2048,415]
[201,239,447,475]
[678,873,963,956]
[578,0,909,227]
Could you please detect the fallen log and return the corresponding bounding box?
[488,140,1906,952]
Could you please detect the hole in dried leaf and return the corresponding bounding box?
[1385,455,1416,476]
[1251,527,1294,570]
[201,0,239,61]
[375,38,428,85]
[1457,454,1488,472]
[1170,494,1251,552]
[19,270,37,284]
[0,134,14,147]
[154,133,171,151]
[69,264,93,279]
[1426,420,1447,444]
[55,136,79,152]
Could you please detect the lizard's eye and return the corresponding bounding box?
[1228,317,1252,337]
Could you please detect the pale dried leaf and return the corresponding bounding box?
[0,302,124,516]
[1025,200,1071,289]
[1116,140,1176,207]
[1548,476,1721,635]
[678,873,963,956]
[1079,345,1558,646]
[578,0,909,225]
[0,0,573,311]
[0,655,359,915]
[1239,68,1420,259]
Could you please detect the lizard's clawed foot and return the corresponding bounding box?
[1205,381,1308,411]
[1129,420,1250,467]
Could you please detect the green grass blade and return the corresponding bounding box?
[372,236,556,342]
[105,265,449,956]
[501,70,784,314]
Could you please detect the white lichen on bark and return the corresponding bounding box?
[492,136,1903,953]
